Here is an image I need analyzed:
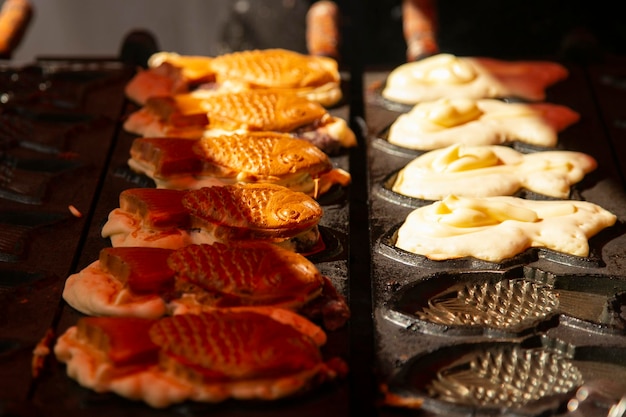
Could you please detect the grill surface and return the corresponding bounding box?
[1,53,626,417]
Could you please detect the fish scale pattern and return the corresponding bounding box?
[168,243,268,294]
[209,49,337,87]
[182,184,322,230]
[149,312,322,379]
[197,132,330,177]
[167,242,322,299]
[417,279,559,328]
[203,91,326,132]
[428,346,583,408]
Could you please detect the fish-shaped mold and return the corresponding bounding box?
[384,335,626,416]
[385,266,626,337]
[0,153,82,204]
[0,210,69,262]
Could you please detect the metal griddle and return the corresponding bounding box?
[364,60,626,417]
[1,51,626,417]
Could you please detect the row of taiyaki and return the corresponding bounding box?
[55,49,354,407]
[120,49,358,199]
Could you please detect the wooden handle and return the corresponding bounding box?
[402,0,438,61]
[306,1,341,60]
[0,0,33,59]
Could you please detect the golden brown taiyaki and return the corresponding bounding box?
[62,242,349,331]
[101,184,324,253]
[54,309,347,407]
[128,132,351,196]
[122,90,356,153]
[124,48,342,107]
[183,183,323,247]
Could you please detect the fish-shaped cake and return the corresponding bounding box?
[386,98,580,150]
[394,195,617,263]
[125,48,343,107]
[62,242,349,330]
[391,144,596,200]
[54,309,347,407]
[101,184,324,254]
[123,89,356,153]
[128,132,351,196]
[382,53,568,105]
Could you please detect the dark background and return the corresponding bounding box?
[10,1,626,67]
